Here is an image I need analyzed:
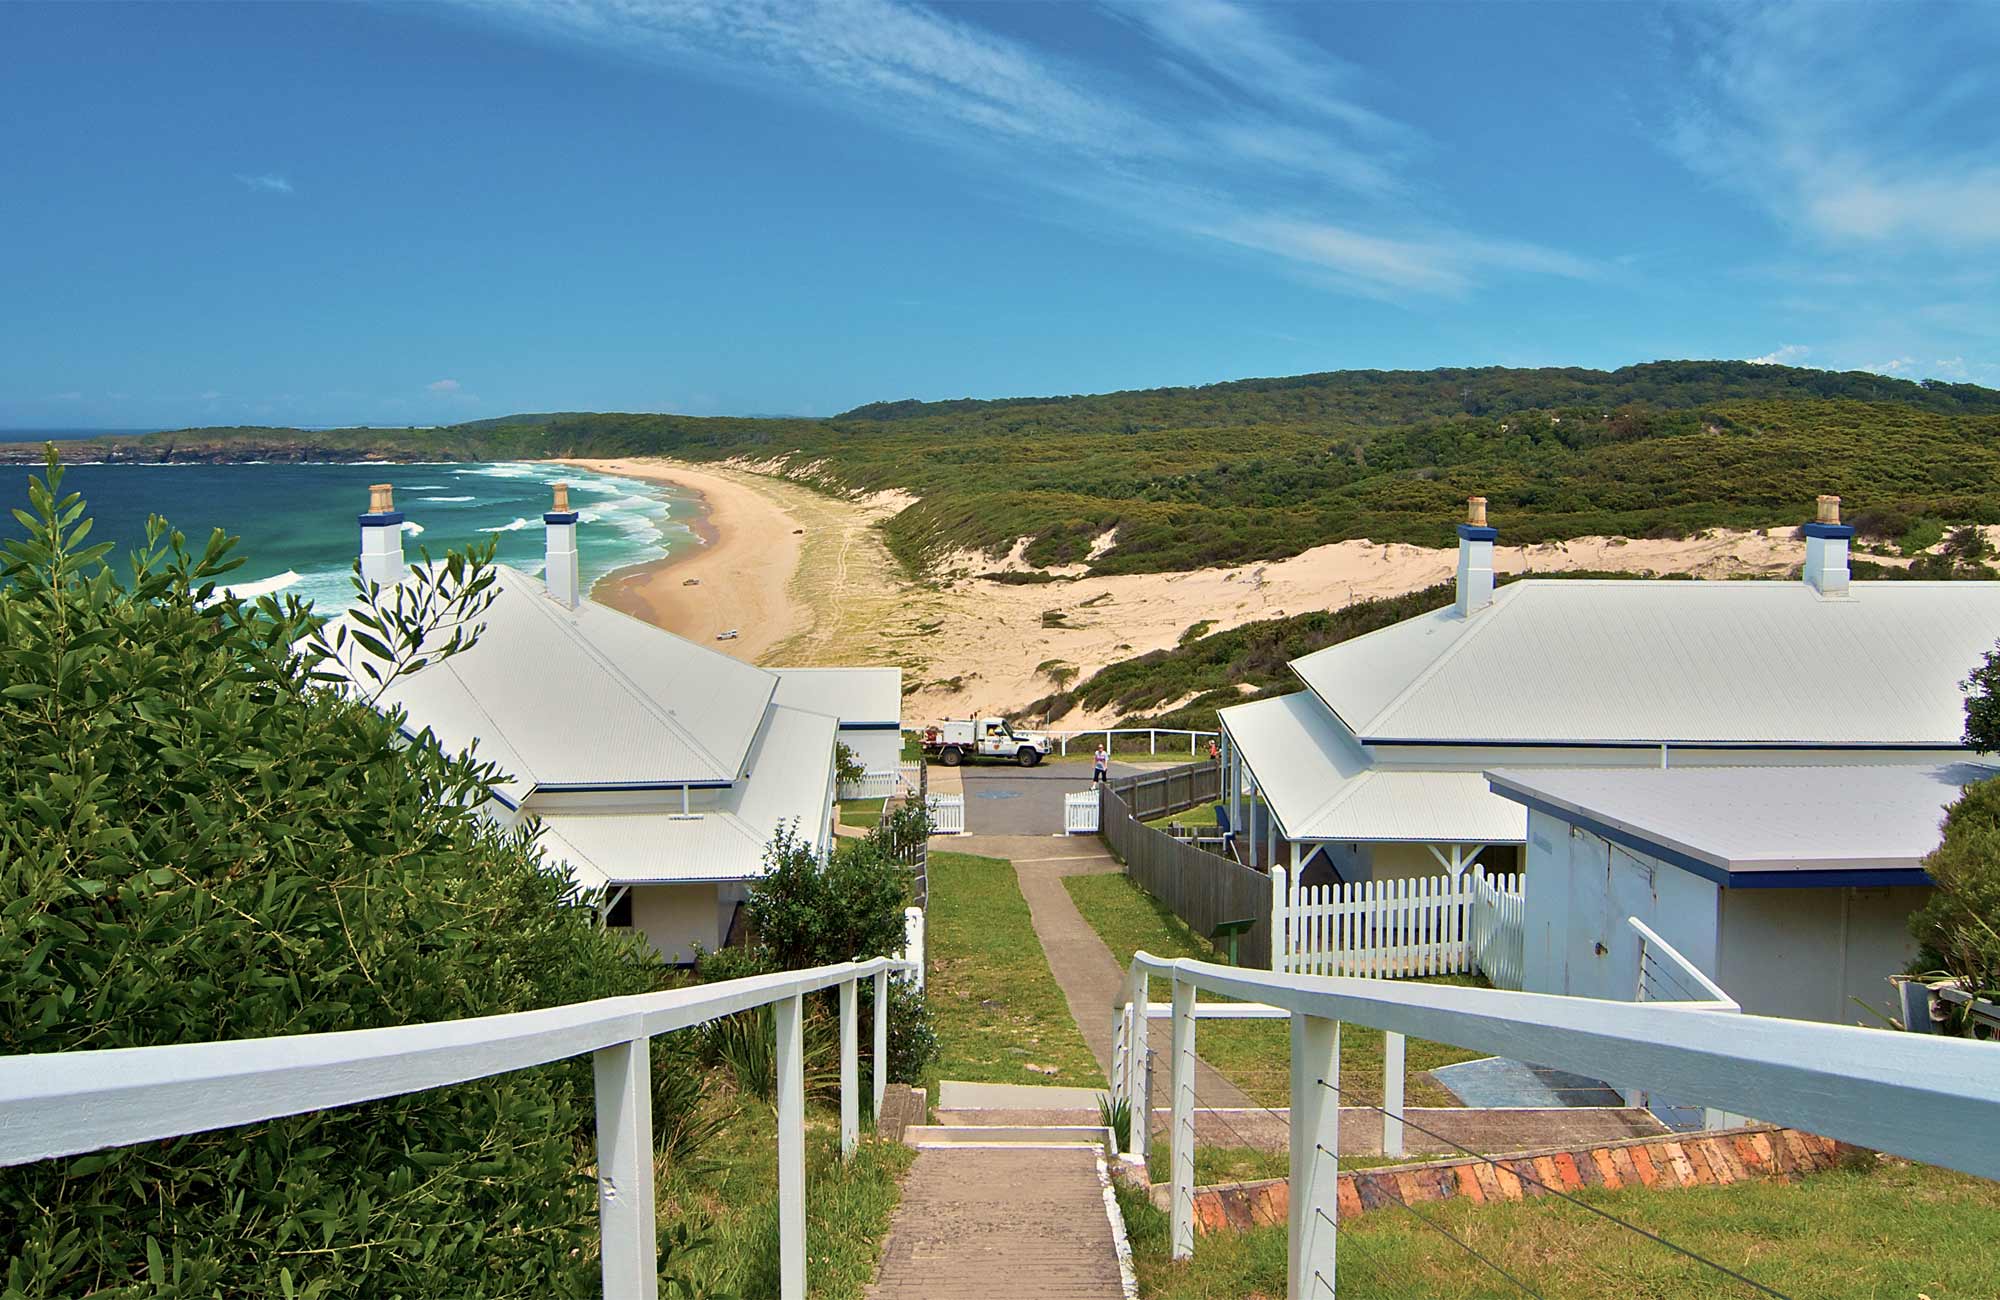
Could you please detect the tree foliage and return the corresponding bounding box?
[0,452,676,1299]
[1911,778,2000,1024]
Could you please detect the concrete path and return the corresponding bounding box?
[959,832,1252,1107]
[866,1146,1129,1299]
[958,761,1147,836]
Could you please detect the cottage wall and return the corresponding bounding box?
[1718,886,1929,1025]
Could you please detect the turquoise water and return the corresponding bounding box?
[0,460,698,611]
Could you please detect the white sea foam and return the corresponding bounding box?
[419,495,474,502]
[401,520,425,535]
[479,517,536,533]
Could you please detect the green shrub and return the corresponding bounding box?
[1912,777,2000,1027]
[0,453,686,1299]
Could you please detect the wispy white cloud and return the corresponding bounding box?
[1747,344,1811,366]
[1866,356,1917,376]
[458,0,1584,299]
[234,172,295,195]
[1668,5,2000,246]
[427,378,462,393]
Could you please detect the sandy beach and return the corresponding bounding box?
[566,456,1897,727]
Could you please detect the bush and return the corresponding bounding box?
[1911,777,2000,1028]
[0,453,686,1298]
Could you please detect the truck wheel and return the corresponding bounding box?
[1017,747,1041,768]
[940,746,963,767]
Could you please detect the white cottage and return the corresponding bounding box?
[1217,495,2000,888]
[1485,763,1990,1025]
[329,482,901,964]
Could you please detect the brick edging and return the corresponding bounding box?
[1181,1125,1855,1234]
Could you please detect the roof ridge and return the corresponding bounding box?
[504,569,746,780]
[1353,583,1521,736]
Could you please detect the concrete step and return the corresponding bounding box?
[903,1124,1113,1150]
[935,1079,1108,1109]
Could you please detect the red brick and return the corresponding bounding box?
[1613,1146,1648,1187]
[1660,1142,1700,1186]
[1335,1176,1363,1222]
[1747,1132,1777,1169]
[1550,1152,1586,1191]
[1473,1161,1508,1202]
[1490,1161,1524,1200]
[1454,1164,1486,1204]
[1394,1172,1429,1206]
[1682,1141,1719,1186]
[1705,1139,1747,1184]
[1732,1135,1766,1172]
[1529,1156,1563,1194]
[1590,1148,1624,1189]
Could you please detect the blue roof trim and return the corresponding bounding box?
[358,511,405,526]
[535,779,734,792]
[1456,524,1498,542]
[1802,522,1855,540]
[1491,785,1932,889]
[544,511,579,525]
[488,789,520,812]
[1375,738,1964,751]
[838,721,904,731]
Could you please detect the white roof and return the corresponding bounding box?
[1292,579,2000,746]
[536,704,837,889]
[772,666,903,727]
[1485,762,1997,880]
[328,566,778,801]
[1220,692,1526,844]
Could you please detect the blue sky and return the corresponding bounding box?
[3,1,1996,428]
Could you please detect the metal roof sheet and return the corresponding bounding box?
[1220,692,1525,844]
[1293,579,2000,746]
[1486,762,1997,875]
[330,565,778,792]
[772,667,904,726]
[534,704,838,888]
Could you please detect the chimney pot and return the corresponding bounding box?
[552,482,571,513]
[369,483,394,513]
[1816,494,1841,525]
[358,484,405,586]
[1467,496,1488,527]
[1803,494,1853,597]
[1455,497,1496,616]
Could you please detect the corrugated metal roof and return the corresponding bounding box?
[1292,580,2000,745]
[772,667,903,726]
[1220,692,1525,844]
[535,704,838,888]
[1486,762,1997,874]
[329,565,778,792]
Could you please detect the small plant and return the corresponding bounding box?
[1097,1093,1133,1154]
[834,740,867,789]
[1041,609,1070,628]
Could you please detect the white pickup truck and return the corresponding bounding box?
[921,717,1054,767]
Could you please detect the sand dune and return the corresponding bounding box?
[567,457,1890,729]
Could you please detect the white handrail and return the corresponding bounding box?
[1112,950,2000,1289]
[1629,915,1738,1009]
[0,955,913,1300]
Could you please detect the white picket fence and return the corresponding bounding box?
[1272,866,1524,983]
[925,793,965,835]
[1469,867,1526,990]
[837,770,902,801]
[1064,789,1101,834]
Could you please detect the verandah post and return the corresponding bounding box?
[872,969,888,1124]
[593,1035,659,1300]
[1169,976,1198,1260]
[839,976,859,1160]
[776,992,807,1300]
[1383,1031,1406,1157]
[1290,1014,1341,1299]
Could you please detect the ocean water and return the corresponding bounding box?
[0,460,699,611]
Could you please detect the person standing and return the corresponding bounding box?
[1092,744,1109,784]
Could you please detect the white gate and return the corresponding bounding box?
[1064,789,1101,834]
[925,793,965,835]
[1469,867,1526,990]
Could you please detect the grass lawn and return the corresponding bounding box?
[1115,1157,2000,1299]
[838,797,885,828]
[1144,801,1219,833]
[1062,872,1481,1108]
[924,850,1104,1090]
[658,1088,912,1299]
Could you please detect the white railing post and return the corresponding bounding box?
[1270,863,1290,972]
[1290,1014,1340,1300]
[593,1036,659,1300]
[1169,977,1197,1261]
[1150,729,1158,755]
[1382,1031,1405,1158]
[872,968,889,1125]
[775,992,807,1300]
[1125,990,1149,1166]
[839,977,859,1160]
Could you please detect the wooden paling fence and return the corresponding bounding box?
[1108,759,1220,822]
[1273,866,1524,983]
[1102,778,1272,969]
[1468,867,1526,990]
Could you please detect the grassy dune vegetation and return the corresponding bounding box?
[16,362,2000,580]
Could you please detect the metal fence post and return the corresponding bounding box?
[1169,977,1197,1260]
[776,992,807,1300]
[1383,1031,1405,1157]
[872,969,889,1124]
[840,977,859,1160]
[593,1036,659,1300]
[1291,1015,1341,1300]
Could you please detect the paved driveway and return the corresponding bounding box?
[958,761,1149,836]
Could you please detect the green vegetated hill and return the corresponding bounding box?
[10,361,2000,578]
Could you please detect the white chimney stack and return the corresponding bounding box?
[545,482,580,608]
[1803,493,1851,598]
[1455,495,1496,616]
[358,482,405,588]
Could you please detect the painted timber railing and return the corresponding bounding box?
[1109,951,2000,1297]
[0,956,912,1300]
[1049,726,1218,757]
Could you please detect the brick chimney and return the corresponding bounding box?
[358,483,405,587]
[1455,496,1496,616]
[1802,494,1852,597]
[545,482,580,608]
